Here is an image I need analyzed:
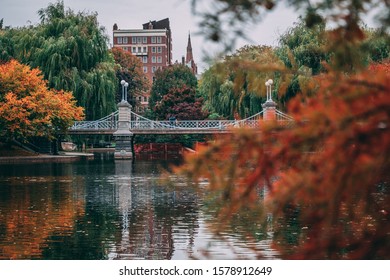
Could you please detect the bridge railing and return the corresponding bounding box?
[275,109,294,121]
[70,111,119,131]
[69,108,294,132]
[129,109,266,130]
[128,120,262,130]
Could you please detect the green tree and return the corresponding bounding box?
[276,20,329,75]
[274,20,389,105]
[199,45,290,117]
[0,1,117,120]
[149,64,198,116]
[0,25,15,63]
[199,69,232,119]
[361,28,390,63]
[271,20,329,105]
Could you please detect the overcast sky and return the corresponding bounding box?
[0,0,380,73]
[0,0,307,72]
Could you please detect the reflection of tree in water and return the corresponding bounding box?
[0,163,85,259]
[200,186,280,259]
[42,159,123,259]
[199,181,326,259]
[0,159,200,259]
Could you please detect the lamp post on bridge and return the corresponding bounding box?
[265,79,273,101]
[262,79,277,121]
[114,79,133,159]
[120,80,129,102]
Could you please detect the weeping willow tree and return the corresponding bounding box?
[0,1,116,120]
[199,45,291,118]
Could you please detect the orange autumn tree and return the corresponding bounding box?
[0,60,84,142]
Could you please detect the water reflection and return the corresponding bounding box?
[0,164,85,259]
[0,153,278,259]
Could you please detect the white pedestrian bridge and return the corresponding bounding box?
[68,109,293,135]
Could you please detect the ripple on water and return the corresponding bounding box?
[0,158,281,260]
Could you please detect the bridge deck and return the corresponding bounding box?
[67,128,234,135]
[67,110,293,135]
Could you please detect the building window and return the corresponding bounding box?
[152,66,157,73]
[117,37,122,44]
[138,47,142,53]
[138,96,142,102]
[142,56,147,63]
[151,47,156,53]
[137,37,142,44]
[157,56,162,63]
[143,66,148,73]
[132,46,136,53]
[143,96,148,102]
[157,46,162,53]
[123,47,128,51]
[151,36,156,43]
[152,56,156,63]
[143,46,147,53]
[132,37,137,44]
[143,37,147,43]
[157,36,162,43]
[123,37,128,44]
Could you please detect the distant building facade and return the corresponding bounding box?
[112,18,172,111]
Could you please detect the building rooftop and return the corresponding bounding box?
[142,18,170,31]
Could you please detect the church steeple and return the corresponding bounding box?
[185,32,197,75]
[186,32,193,64]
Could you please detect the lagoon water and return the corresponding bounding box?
[0,153,278,260]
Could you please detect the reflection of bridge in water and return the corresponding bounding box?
[109,160,201,259]
[68,108,293,135]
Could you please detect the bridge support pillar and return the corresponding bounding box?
[114,101,133,160]
[262,100,277,121]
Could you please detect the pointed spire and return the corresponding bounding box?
[185,31,197,75]
[187,31,192,50]
[186,32,193,64]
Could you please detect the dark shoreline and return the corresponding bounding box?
[0,152,94,164]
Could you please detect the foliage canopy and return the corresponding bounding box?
[199,45,290,118]
[0,60,84,142]
[154,85,207,120]
[149,64,199,119]
[0,1,117,120]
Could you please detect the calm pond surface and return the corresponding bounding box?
[0,152,279,260]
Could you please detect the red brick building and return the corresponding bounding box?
[112,18,172,111]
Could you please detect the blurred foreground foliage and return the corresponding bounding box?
[175,0,390,259]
